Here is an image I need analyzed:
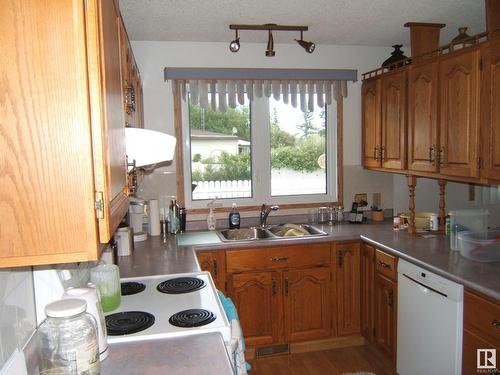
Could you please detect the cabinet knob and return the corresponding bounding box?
[271,256,288,262]
[492,319,500,329]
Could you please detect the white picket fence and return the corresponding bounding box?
[192,169,327,200]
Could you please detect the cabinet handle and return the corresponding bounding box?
[374,146,378,161]
[377,260,391,270]
[284,278,289,296]
[388,289,394,307]
[272,279,277,296]
[213,259,218,277]
[439,147,445,166]
[492,319,500,329]
[429,144,436,165]
[380,146,385,162]
[271,256,288,262]
[338,251,343,268]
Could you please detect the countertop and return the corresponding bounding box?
[101,333,233,375]
[119,221,499,300]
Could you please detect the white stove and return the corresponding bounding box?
[105,271,230,344]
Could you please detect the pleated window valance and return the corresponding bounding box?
[164,67,357,112]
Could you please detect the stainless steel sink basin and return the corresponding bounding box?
[217,227,276,242]
[268,224,328,238]
[216,224,327,242]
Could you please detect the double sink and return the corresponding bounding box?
[217,224,327,242]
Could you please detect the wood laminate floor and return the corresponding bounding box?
[249,344,394,375]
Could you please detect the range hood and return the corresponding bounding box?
[125,128,176,170]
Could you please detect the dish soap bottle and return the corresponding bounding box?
[207,208,216,230]
[229,203,240,229]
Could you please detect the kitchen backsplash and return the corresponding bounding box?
[0,268,36,369]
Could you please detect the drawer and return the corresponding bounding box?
[375,249,397,281]
[226,243,330,273]
[464,290,500,346]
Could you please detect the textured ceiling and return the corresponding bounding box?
[119,0,485,47]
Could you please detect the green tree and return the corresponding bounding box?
[189,102,250,141]
[296,110,319,137]
[271,135,325,172]
[270,123,295,148]
[192,152,251,181]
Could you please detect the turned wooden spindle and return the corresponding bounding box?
[438,179,447,231]
[408,175,417,235]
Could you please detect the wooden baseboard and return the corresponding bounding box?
[246,335,366,360]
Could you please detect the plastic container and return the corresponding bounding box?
[229,203,240,229]
[90,264,121,312]
[457,230,500,262]
[449,209,489,250]
[38,298,100,375]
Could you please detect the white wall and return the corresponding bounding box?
[131,40,394,208]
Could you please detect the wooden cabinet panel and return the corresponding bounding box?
[197,251,226,293]
[228,271,281,346]
[335,242,361,336]
[381,70,407,170]
[362,79,382,168]
[361,243,375,342]
[439,48,481,178]
[226,243,330,273]
[482,39,500,181]
[408,60,439,172]
[0,0,140,267]
[284,267,331,342]
[374,273,397,362]
[375,249,397,281]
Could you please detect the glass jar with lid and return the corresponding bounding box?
[38,298,100,375]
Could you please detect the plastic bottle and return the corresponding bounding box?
[229,203,240,229]
[207,208,216,230]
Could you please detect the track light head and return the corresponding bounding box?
[229,30,240,52]
[265,30,275,57]
[295,31,315,53]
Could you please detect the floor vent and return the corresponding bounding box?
[255,344,289,357]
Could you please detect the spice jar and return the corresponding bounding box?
[38,298,100,375]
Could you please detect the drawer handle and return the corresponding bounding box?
[492,319,500,329]
[377,260,391,270]
[271,256,288,262]
[272,279,277,296]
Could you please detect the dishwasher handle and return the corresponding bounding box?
[402,273,448,298]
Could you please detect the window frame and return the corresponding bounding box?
[173,82,344,211]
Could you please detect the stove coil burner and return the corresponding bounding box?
[157,277,206,294]
[121,282,146,296]
[105,311,155,336]
[169,309,216,328]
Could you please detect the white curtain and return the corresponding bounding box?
[173,79,349,112]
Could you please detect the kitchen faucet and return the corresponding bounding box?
[259,204,279,227]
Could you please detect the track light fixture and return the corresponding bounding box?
[229,29,240,52]
[229,24,315,57]
[295,31,315,53]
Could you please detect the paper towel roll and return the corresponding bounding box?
[149,199,161,236]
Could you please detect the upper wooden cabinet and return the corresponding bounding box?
[481,39,500,180]
[407,59,440,173]
[362,71,407,171]
[1,0,131,267]
[438,47,481,178]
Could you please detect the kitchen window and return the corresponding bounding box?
[165,67,356,210]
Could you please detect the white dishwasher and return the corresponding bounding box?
[397,259,464,375]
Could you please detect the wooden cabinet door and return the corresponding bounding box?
[374,273,397,362]
[362,79,382,168]
[284,267,331,342]
[439,48,481,178]
[408,61,439,172]
[227,271,281,346]
[381,70,407,170]
[335,242,361,336]
[463,329,499,375]
[197,251,226,293]
[360,243,375,342]
[90,0,128,243]
[482,39,500,181]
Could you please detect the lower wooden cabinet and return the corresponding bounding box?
[361,243,375,341]
[196,250,226,293]
[334,242,361,336]
[462,289,500,374]
[284,267,331,342]
[374,273,397,360]
[228,271,280,346]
